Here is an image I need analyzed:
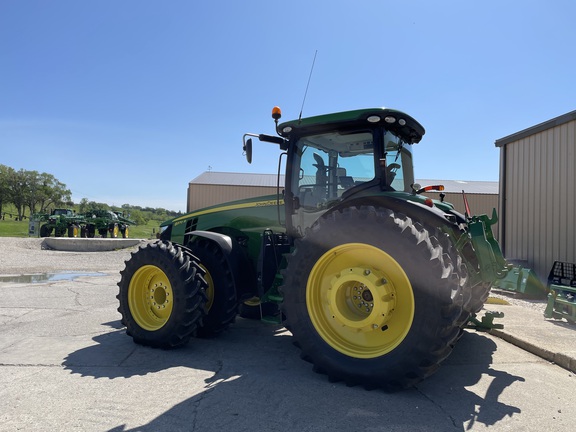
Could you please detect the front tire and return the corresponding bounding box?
[40,224,52,237]
[281,206,464,391]
[117,240,207,348]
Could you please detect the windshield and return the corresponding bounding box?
[291,129,414,211]
[292,131,374,210]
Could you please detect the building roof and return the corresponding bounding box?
[190,172,498,194]
[495,109,576,147]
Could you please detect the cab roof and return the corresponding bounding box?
[277,108,425,144]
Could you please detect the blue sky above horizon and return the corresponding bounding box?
[2,1,575,212]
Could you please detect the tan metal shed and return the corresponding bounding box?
[495,109,576,281]
[187,172,285,212]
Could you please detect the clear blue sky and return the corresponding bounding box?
[1,1,575,212]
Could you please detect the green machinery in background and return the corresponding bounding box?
[32,208,135,238]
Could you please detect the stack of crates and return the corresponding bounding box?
[544,261,576,324]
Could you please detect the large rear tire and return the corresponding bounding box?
[117,240,207,348]
[188,238,238,337]
[281,206,465,391]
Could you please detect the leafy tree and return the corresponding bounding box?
[8,169,29,220]
[86,201,110,211]
[33,172,72,213]
[79,198,89,214]
[129,209,147,225]
[0,164,15,217]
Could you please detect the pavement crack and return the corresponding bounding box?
[66,285,83,306]
[117,345,139,367]
[414,386,460,430]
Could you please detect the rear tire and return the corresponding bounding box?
[110,223,119,238]
[67,224,79,238]
[117,240,207,348]
[281,206,464,391]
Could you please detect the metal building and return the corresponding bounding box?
[187,172,498,234]
[495,109,576,281]
[187,172,286,212]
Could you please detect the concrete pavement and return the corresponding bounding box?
[482,301,576,374]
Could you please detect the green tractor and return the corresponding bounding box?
[37,208,84,237]
[117,106,539,390]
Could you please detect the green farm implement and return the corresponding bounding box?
[544,261,576,324]
[82,210,134,238]
[34,208,135,238]
[117,106,543,390]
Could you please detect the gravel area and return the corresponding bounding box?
[488,289,549,313]
[0,237,147,275]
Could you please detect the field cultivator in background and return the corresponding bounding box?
[30,208,136,238]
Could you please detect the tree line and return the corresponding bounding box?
[0,164,182,224]
[0,164,71,220]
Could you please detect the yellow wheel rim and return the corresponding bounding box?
[243,296,261,307]
[307,243,414,358]
[128,265,174,331]
[125,226,129,238]
[112,224,119,238]
[200,264,214,312]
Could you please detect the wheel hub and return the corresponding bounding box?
[151,283,169,311]
[327,267,396,332]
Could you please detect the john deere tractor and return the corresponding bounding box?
[117,106,538,391]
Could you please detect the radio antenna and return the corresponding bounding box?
[298,50,317,123]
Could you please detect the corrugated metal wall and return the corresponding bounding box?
[187,184,279,212]
[499,117,576,280]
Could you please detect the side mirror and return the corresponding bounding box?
[243,138,253,164]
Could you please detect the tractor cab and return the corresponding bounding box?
[243,107,425,236]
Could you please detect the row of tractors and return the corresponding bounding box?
[30,208,135,238]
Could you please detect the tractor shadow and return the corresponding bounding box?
[63,321,523,431]
[63,318,296,380]
[417,331,525,429]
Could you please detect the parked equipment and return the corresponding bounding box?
[117,106,543,390]
[34,208,85,238]
[82,210,134,238]
[34,208,135,238]
[544,261,576,324]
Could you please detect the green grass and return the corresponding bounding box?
[0,217,161,239]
